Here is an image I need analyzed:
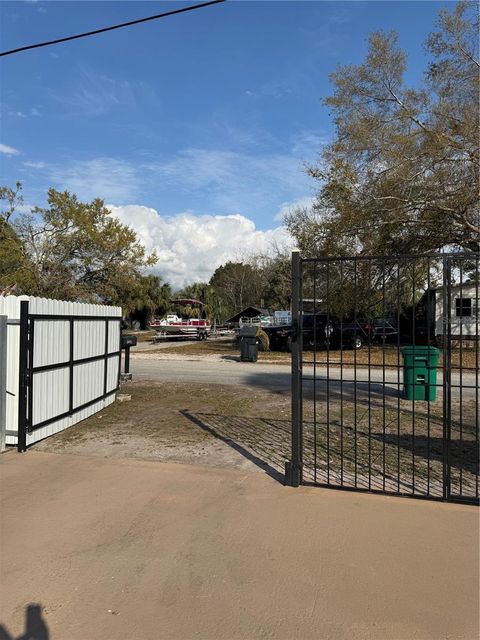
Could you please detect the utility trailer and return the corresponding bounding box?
[151,326,209,343]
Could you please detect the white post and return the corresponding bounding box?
[0,315,7,452]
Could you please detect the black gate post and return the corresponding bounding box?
[442,257,452,499]
[286,249,303,486]
[17,300,29,453]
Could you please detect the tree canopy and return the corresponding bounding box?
[1,186,160,312]
[208,255,292,320]
[285,1,479,257]
[1,185,292,321]
[0,182,36,292]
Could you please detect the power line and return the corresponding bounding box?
[0,0,226,58]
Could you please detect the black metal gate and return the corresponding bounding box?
[286,252,479,505]
[17,300,122,452]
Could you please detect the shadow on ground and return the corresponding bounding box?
[181,411,288,484]
[0,604,49,640]
[182,404,479,499]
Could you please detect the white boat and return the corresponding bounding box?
[149,314,211,335]
[149,298,211,338]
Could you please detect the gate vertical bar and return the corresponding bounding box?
[27,319,34,434]
[17,300,29,452]
[442,257,452,499]
[286,249,303,486]
[69,318,74,415]
[103,319,109,396]
[117,319,122,390]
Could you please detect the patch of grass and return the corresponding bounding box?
[145,339,478,369]
[147,338,291,363]
[33,380,477,499]
[157,339,237,356]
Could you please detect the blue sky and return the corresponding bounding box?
[1,0,451,286]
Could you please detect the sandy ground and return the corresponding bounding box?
[1,449,478,640]
[2,375,478,639]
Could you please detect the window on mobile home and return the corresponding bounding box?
[455,298,474,317]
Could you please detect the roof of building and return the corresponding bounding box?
[225,306,270,324]
[432,282,478,291]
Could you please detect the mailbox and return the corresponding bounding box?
[121,334,137,349]
[120,334,137,380]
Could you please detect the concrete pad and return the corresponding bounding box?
[0,450,478,640]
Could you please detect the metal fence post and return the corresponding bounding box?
[17,300,29,452]
[442,257,452,499]
[0,316,7,452]
[286,249,303,486]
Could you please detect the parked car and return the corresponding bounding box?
[264,313,371,351]
[369,317,399,344]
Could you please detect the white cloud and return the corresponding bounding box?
[48,145,313,217]
[328,8,352,24]
[8,107,41,118]
[273,196,316,222]
[14,202,35,215]
[109,204,292,289]
[23,161,47,169]
[0,143,20,156]
[290,129,330,159]
[53,68,137,117]
[49,158,138,202]
[146,147,311,214]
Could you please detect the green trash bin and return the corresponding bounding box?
[401,346,440,401]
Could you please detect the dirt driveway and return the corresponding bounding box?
[34,380,478,500]
[33,381,291,479]
[2,381,479,639]
[1,448,479,640]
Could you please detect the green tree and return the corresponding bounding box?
[175,281,229,323]
[0,183,35,291]
[122,274,172,319]
[209,261,266,319]
[251,252,292,311]
[10,188,157,306]
[286,1,479,256]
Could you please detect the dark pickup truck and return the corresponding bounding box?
[264,313,396,351]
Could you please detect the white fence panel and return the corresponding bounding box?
[74,320,105,360]
[73,360,104,409]
[107,355,120,393]
[0,295,122,447]
[33,319,70,368]
[0,296,24,445]
[32,368,70,425]
[108,319,121,354]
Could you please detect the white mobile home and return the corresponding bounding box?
[434,283,479,342]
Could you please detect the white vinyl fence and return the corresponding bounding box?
[0,296,122,449]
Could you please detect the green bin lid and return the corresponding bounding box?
[400,346,439,355]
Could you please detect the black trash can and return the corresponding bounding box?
[239,325,258,362]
